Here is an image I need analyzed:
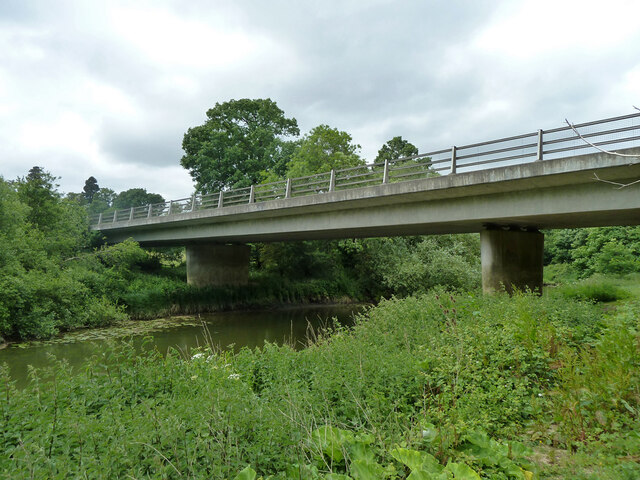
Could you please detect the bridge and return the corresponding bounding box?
[92,113,640,293]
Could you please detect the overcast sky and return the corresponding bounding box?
[1,0,639,199]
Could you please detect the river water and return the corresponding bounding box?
[0,304,365,387]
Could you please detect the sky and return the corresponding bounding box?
[1,0,639,200]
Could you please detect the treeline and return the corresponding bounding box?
[0,168,168,340]
[545,226,640,278]
[70,175,165,218]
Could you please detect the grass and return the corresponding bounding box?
[553,275,632,303]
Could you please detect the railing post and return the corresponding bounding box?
[536,129,544,161]
[190,194,196,212]
[285,178,292,198]
[218,191,224,208]
[450,146,457,174]
[329,170,336,192]
[147,204,153,218]
[113,210,117,223]
[98,212,103,225]
[129,207,134,221]
[168,200,173,215]
[248,185,255,204]
[382,159,390,184]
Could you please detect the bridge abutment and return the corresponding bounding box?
[480,228,544,294]
[186,244,250,287]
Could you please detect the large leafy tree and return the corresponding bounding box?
[286,124,363,178]
[375,136,419,162]
[181,98,300,193]
[113,188,164,210]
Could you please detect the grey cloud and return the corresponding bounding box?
[2,0,640,199]
[100,122,184,168]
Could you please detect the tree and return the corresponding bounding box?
[286,125,363,178]
[181,98,300,193]
[82,176,100,203]
[87,188,116,216]
[113,188,164,210]
[15,166,61,231]
[375,136,419,163]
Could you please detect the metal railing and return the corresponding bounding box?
[90,112,640,226]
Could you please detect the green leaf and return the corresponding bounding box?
[234,466,257,480]
[444,462,481,479]
[420,423,439,444]
[349,459,386,480]
[390,448,441,473]
[407,471,448,480]
[311,426,354,462]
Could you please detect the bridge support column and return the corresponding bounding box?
[480,228,544,294]
[186,244,250,287]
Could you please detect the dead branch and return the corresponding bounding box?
[564,118,639,158]
[565,108,640,188]
[592,172,640,189]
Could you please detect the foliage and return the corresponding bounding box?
[82,176,100,203]
[554,276,631,303]
[285,125,364,178]
[181,98,300,192]
[375,136,419,163]
[363,235,481,296]
[86,187,117,216]
[0,174,156,340]
[544,227,640,276]
[550,302,640,449]
[14,166,62,231]
[3,291,630,478]
[112,188,164,210]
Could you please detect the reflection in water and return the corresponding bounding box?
[0,304,364,387]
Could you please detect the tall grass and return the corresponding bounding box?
[553,275,632,303]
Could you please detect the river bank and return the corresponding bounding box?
[2,290,639,479]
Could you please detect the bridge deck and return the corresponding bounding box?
[96,148,640,246]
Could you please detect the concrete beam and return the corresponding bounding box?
[186,244,250,288]
[480,229,544,294]
[96,149,640,246]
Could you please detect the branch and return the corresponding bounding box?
[566,108,640,189]
[564,118,640,158]
[593,172,640,189]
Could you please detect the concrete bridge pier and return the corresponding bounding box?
[480,228,544,294]
[186,244,250,288]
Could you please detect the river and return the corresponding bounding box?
[0,304,365,387]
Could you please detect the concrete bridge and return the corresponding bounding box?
[92,113,640,293]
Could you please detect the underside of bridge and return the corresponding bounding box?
[182,227,546,293]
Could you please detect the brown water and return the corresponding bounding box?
[0,304,365,387]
